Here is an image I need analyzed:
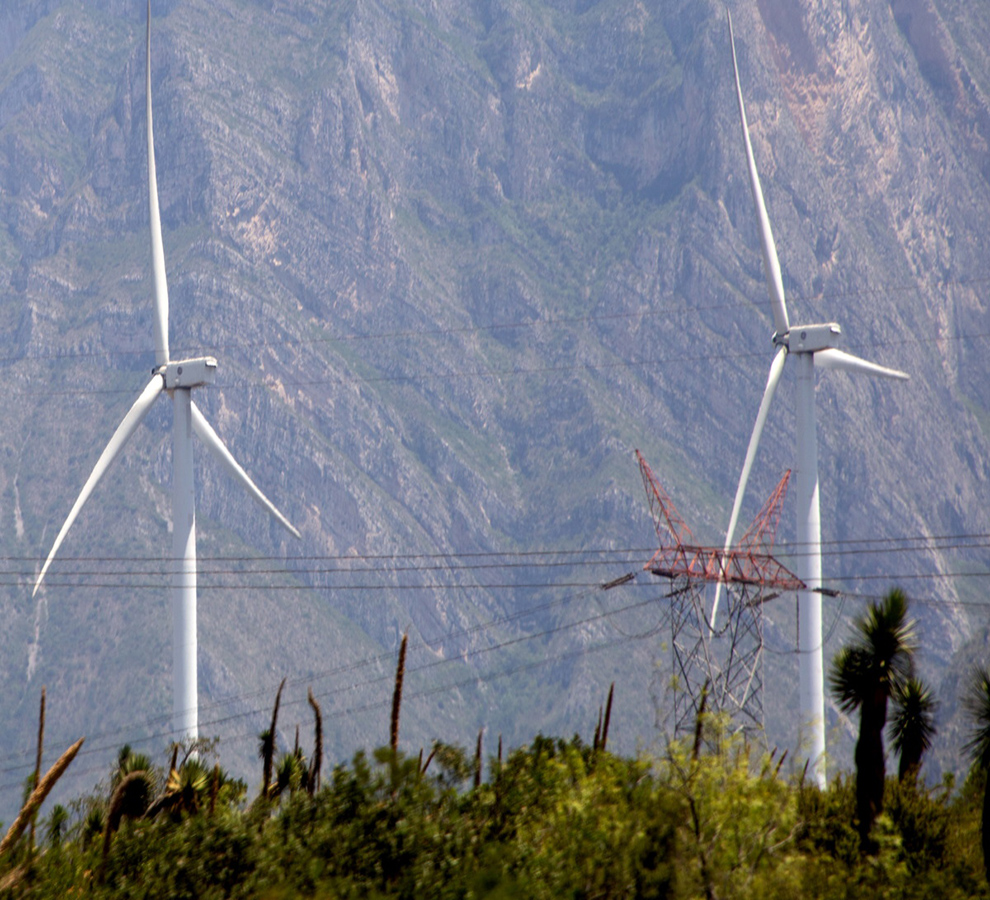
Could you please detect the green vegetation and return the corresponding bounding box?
[2,592,988,897]
[0,726,988,897]
[964,664,990,884]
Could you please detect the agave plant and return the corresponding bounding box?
[45,805,69,849]
[147,758,211,820]
[272,751,308,800]
[112,745,153,787]
[82,805,105,850]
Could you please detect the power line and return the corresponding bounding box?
[12,569,987,751]
[0,547,654,562]
[13,324,990,397]
[0,576,964,794]
[15,575,990,596]
[0,556,650,579]
[9,537,989,581]
[0,621,662,796]
[15,564,990,596]
[0,585,660,786]
[821,571,990,587]
[7,528,990,580]
[5,529,989,563]
[0,573,973,793]
[16,579,615,590]
[7,271,990,367]
[0,580,617,771]
[0,302,748,365]
[0,345,788,397]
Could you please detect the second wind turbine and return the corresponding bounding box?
[34,2,301,744]
[711,14,908,788]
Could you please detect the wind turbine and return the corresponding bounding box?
[33,1,301,744]
[711,13,908,788]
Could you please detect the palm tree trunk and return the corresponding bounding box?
[307,688,323,795]
[601,682,615,752]
[897,734,922,782]
[855,692,888,849]
[474,729,483,788]
[29,687,45,853]
[263,678,286,798]
[390,634,408,753]
[982,772,990,884]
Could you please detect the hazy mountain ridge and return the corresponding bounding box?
[0,0,988,817]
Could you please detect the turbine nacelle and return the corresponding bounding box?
[158,356,218,390]
[776,323,841,354]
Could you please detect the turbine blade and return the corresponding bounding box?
[147,0,170,368]
[710,344,788,627]
[728,12,790,339]
[190,403,302,539]
[814,348,909,380]
[34,374,165,596]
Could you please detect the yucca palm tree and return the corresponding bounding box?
[890,676,937,781]
[963,664,990,882]
[829,588,916,849]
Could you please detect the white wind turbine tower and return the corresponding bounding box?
[709,13,908,788]
[34,2,301,744]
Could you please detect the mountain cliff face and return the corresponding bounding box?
[0,0,988,813]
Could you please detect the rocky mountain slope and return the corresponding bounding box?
[0,0,988,815]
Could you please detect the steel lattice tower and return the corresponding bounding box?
[636,451,803,740]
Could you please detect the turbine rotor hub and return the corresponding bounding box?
[776,323,841,354]
[160,356,218,389]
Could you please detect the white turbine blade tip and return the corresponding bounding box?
[190,403,302,539]
[728,13,790,339]
[147,0,170,367]
[814,348,909,380]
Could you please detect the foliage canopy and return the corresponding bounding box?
[1,729,986,899]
